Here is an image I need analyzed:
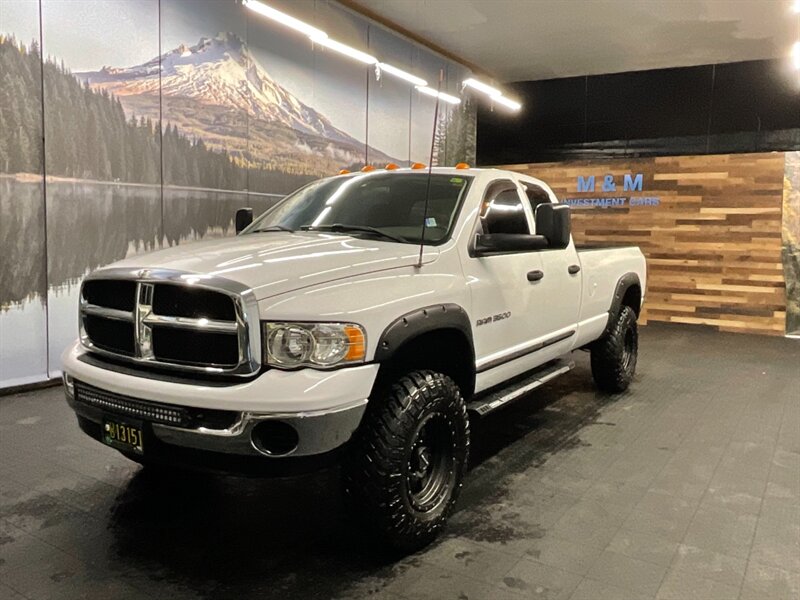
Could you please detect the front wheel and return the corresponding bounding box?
[343,370,469,553]
[590,305,638,393]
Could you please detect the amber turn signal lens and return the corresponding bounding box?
[343,325,366,361]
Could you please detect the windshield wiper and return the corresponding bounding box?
[301,224,408,244]
[251,225,295,233]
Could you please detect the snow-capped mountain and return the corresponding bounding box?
[77,33,398,172]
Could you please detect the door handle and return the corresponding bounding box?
[527,270,544,282]
[568,264,581,275]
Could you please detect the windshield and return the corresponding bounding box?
[244,173,473,245]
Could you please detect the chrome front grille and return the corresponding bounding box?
[79,268,261,376]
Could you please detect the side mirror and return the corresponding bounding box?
[235,207,253,234]
[474,233,549,255]
[535,203,571,249]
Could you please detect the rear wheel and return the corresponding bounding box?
[591,305,638,393]
[343,370,469,553]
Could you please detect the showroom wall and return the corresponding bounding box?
[504,152,799,336]
[0,0,477,389]
[477,58,799,165]
[483,58,799,337]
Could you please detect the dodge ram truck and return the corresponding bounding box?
[62,166,646,551]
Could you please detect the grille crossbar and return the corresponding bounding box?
[81,303,237,332]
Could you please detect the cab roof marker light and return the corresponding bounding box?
[463,78,501,97]
[416,86,461,105]
[493,95,522,111]
[377,62,427,87]
[311,33,377,65]
[243,0,327,40]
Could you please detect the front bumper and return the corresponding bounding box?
[62,341,377,463]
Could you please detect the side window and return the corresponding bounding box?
[522,182,552,218]
[480,183,530,235]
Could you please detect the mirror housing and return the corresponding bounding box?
[474,233,549,255]
[235,207,253,234]
[534,203,571,249]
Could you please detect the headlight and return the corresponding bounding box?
[263,322,366,368]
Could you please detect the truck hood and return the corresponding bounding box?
[105,232,438,300]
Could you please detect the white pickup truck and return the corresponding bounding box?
[62,166,645,551]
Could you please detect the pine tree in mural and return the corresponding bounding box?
[444,96,477,166]
[0,37,310,194]
[0,35,42,174]
[431,96,477,167]
[431,108,447,166]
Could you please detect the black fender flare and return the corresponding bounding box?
[373,303,474,363]
[602,272,642,337]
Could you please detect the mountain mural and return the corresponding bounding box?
[77,33,400,177]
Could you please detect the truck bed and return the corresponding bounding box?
[574,244,647,345]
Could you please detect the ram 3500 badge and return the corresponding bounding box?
[62,167,646,551]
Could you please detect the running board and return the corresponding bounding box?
[468,359,575,416]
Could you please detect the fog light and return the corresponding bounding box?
[63,373,75,398]
[251,420,299,456]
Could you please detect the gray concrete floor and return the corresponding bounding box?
[1,323,798,600]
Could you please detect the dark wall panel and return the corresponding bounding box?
[477,58,800,165]
[711,61,800,134]
[586,65,713,140]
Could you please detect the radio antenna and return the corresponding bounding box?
[418,69,444,268]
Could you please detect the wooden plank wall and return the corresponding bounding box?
[503,153,787,335]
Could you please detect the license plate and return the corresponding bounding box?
[102,417,144,454]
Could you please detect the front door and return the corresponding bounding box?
[462,179,546,390]
[522,180,582,355]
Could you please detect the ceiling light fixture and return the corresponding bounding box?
[310,33,377,64]
[377,63,428,87]
[493,95,522,111]
[793,0,800,14]
[462,77,523,111]
[463,77,501,97]
[244,0,453,93]
[792,41,800,70]
[243,0,327,40]
[416,86,461,105]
